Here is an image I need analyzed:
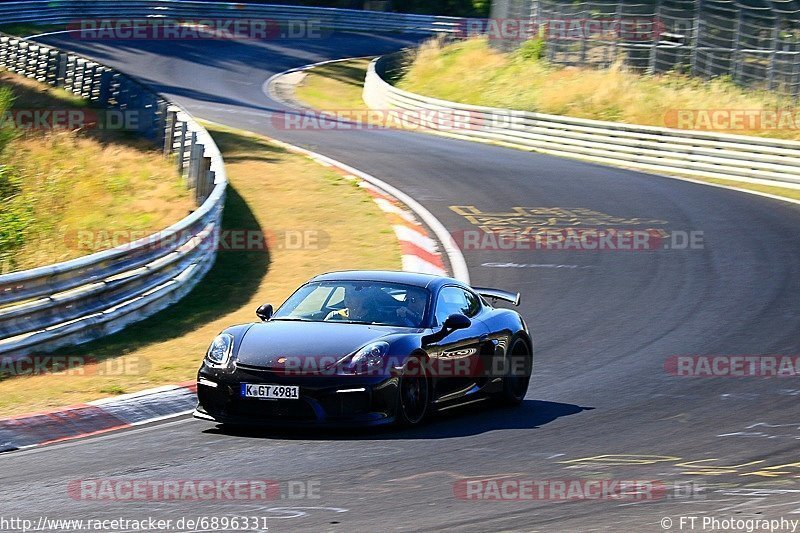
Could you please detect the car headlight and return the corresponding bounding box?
[206,334,234,367]
[345,341,389,374]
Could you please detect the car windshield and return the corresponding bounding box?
[272,281,430,328]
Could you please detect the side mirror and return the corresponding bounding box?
[256,304,273,321]
[422,313,471,344]
[443,313,471,330]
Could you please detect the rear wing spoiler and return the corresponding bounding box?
[473,287,521,306]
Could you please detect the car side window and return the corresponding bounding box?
[434,287,481,325]
[463,290,481,318]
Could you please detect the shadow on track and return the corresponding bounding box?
[201,399,594,441]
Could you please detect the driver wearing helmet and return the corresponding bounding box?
[396,288,426,327]
[326,286,376,322]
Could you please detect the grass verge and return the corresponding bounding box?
[0,123,402,416]
[0,70,192,273]
[398,37,800,141]
[294,58,373,113]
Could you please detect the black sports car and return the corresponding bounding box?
[194,270,533,427]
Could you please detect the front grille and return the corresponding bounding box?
[317,392,370,418]
[231,398,317,421]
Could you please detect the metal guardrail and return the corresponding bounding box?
[364,54,800,188]
[0,1,467,356]
[0,31,227,357]
[0,1,468,35]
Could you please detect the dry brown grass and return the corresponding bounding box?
[0,69,191,273]
[294,58,374,112]
[398,37,800,141]
[5,133,192,269]
[0,124,402,416]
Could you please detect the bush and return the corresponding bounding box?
[391,0,490,16]
[516,38,546,62]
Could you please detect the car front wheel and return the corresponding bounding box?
[396,356,430,426]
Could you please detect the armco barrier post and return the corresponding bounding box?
[176,121,189,174]
[164,109,178,157]
[45,48,59,86]
[198,156,212,204]
[188,135,201,191]
[55,50,67,88]
[205,168,216,205]
[97,68,114,105]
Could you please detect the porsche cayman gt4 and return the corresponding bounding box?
[194,271,533,427]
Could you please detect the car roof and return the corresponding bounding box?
[309,270,463,291]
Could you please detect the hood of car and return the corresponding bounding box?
[234,320,407,367]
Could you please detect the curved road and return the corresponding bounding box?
[1,32,799,532]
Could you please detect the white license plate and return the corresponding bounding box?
[241,383,300,400]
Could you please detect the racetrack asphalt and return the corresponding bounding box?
[1,31,799,532]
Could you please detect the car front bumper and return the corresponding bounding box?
[194,365,401,427]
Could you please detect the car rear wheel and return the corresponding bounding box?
[397,356,429,426]
[498,337,532,406]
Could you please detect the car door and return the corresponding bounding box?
[426,286,490,401]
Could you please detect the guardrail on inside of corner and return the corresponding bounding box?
[0,30,227,357]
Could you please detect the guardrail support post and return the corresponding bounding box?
[187,135,201,191]
[176,122,189,174]
[197,157,212,205]
[164,109,178,157]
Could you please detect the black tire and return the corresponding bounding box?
[497,337,532,406]
[396,356,430,426]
